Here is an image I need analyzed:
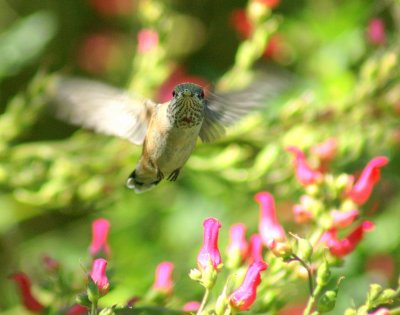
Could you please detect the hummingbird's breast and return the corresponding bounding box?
[142,101,204,175]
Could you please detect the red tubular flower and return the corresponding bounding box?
[90,258,109,295]
[229,261,268,311]
[255,192,286,248]
[137,29,159,54]
[152,262,174,294]
[9,272,45,313]
[182,301,200,312]
[286,146,321,186]
[348,156,389,205]
[230,9,252,38]
[227,223,248,260]
[248,234,264,263]
[66,304,88,315]
[367,18,386,46]
[330,210,359,229]
[197,217,222,271]
[90,218,110,257]
[321,221,375,257]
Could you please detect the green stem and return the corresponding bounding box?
[391,306,400,315]
[91,300,98,315]
[291,254,314,296]
[197,289,210,315]
[303,285,323,315]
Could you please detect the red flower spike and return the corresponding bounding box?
[197,217,222,271]
[227,223,249,261]
[9,272,45,313]
[348,156,389,205]
[255,192,286,248]
[66,304,88,315]
[182,301,201,312]
[152,262,174,294]
[322,221,375,257]
[286,146,322,186]
[230,9,252,39]
[248,234,264,263]
[330,210,359,229]
[90,258,109,295]
[367,18,386,46]
[90,218,111,257]
[137,29,158,54]
[229,261,268,311]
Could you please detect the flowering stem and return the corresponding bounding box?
[197,288,210,315]
[90,300,98,315]
[291,254,314,296]
[303,284,323,315]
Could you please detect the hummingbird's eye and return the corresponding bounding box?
[199,91,205,98]
[172,90,176,97]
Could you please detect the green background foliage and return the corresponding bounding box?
[0,0,399,314]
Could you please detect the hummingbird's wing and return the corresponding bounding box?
[199,76,286,143]
[48,77,155,145]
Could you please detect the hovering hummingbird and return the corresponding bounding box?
[49,76,282,193]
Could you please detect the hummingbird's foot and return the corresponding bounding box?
[156,168,165,183]
[167,169,181,181]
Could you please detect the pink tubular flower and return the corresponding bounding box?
[321,221,375,257]
[255,192,286,248]
[182,301,201,312]
[253,0,280,9]
[248,234,264,263]
[368,308,390,315]
[286,146,321,186]
[293,204,313,224]
[9,272,45,313]
[152,262,174,294]
[197,217,222,271]
[331,210,359,229]
[229,261,268,311]
[66,304,88,315]
[90,258,109,295]
[367,18,386,46]
[90,218,110,257]
[311,138,337,161]
[137,29,158,54]
[227,223,249,260]
[348,156,389,205]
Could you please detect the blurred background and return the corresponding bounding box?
[0,0,399,314]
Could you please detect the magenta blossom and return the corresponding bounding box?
[9,272,44,313]
[152,262,174,294]
[182,301,201,312]
[321,221,375,257]
[137,29,159,54]
[227,223,248,261]
[367,18,386,45]
[197,217,222,271]
[248,234,264,263]
[330,210,359,229]
[311,138,337,161]
[286,146,321,186]
[90,218,110,257]
[255,192,286,248]
[229,261,268,311]
[90,258,109,295]
[293,204,313,224]
[368,308,390,315]
[348,156,389,205]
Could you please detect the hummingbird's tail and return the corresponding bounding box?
[126,169,161,193]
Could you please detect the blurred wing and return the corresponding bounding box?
[48,77,156,145]
[199,73,288,143]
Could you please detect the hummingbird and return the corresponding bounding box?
[49,76,282,193]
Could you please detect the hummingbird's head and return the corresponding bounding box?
[168,83,205,128]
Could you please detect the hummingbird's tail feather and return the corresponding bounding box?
[126,170,161,193]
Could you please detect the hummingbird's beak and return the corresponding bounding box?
[183,89,192,97]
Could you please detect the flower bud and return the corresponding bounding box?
[152,262,174,295]
[182,301,200,312]
[226,223,248,269]
[89,258,109,297]
[286,146,322,186]
[189,268,202,281]
[294,236,313,262]
[197,218,222,272]
[248,234,264,263]
[137,29,159,54]
[316,259,331,287]
[90,218,111,258]
[317,289,338,313]
[368,283,383,302]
